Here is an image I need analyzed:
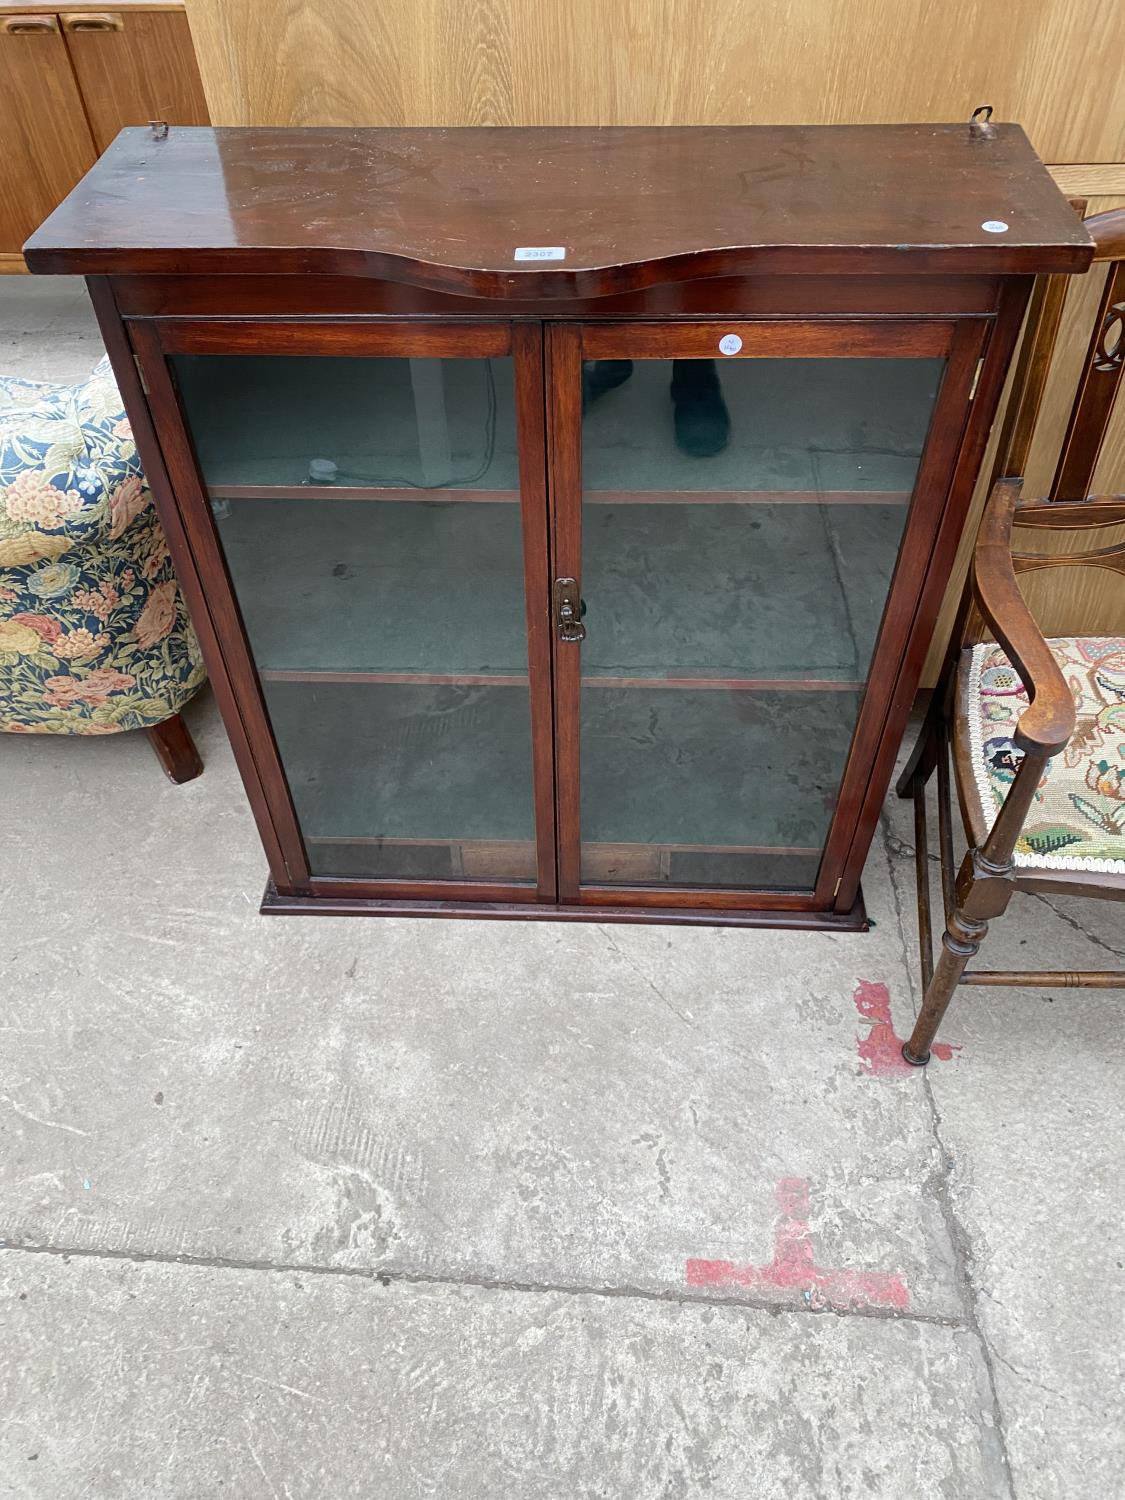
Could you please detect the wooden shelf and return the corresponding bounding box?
[259,669,528,687]
[584,675,866,692]
[212,483,910,507]
[259,670,866,691]
[212,484,520,503]
[584,489,912,506]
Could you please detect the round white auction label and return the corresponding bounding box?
[981,220,1009,233]
[718,333,743,355]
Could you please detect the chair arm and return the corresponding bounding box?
[971,479,1076,757]
[1086,206,1125,262]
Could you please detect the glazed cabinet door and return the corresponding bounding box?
[548,319,986,913]
[133,321,555,903]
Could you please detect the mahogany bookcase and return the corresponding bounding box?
[25,122,1091,926]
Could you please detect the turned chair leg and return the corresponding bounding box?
[145,712,203,784]
[903,906,989,1064]
[901,709,1047,1064]
[904,829,1022,1064]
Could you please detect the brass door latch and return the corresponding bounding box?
[553,577,586,642]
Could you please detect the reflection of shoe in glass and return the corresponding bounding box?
[582,359,634,412]
[670,359,731,457]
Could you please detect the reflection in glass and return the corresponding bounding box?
[174,353,517,493]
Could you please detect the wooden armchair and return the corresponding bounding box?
[897,205,1125,1064]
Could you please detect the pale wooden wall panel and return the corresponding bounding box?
[213,0,406,127]
[922,193,1125,685]
[417,0,513,125]
[1024,194,1125,496]
[1005,0,1125,163]
[184,0,1125,163]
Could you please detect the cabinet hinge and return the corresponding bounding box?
[968,356,985,399]
[133,352,149,397]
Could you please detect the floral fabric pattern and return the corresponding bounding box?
[0,355,205,735]
[966,637,1125,871]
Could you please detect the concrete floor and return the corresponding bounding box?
[2,279,1124,1499]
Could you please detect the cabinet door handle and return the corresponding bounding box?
[0,15,60,32]
[553,578,587,642]
[61,12,125,30]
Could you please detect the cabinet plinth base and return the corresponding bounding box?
[260,880,868,930]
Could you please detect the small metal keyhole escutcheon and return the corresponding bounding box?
[553,577,587,642]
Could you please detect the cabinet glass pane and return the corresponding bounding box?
[171,353,534,885]
[173,353,518,494]
[579,355,944,889]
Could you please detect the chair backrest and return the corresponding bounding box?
[963,206,1125,646]
[1049,225,1125,501]
[1007,497,1125,639]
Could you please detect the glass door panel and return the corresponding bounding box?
[576,350,946,891]
[175,352,519,495]
[170,349,538,887]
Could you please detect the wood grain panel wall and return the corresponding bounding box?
[922,187,1125,685]
[1023,194,1125,496]
[183,0,1125,164]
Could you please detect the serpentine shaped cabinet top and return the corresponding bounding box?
[25,124,1092,925]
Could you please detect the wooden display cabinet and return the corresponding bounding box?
[25,123,1091,925]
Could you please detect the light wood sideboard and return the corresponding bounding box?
[0,0,207,272]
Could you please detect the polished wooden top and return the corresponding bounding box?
[25,123,1091,294]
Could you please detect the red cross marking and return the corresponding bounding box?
[686,1176,910,1312]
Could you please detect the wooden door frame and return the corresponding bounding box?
[128,314,558,905]
[545,315,990,913]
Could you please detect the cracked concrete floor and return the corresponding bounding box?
[2,280,1124,1498]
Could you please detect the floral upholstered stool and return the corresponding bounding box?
[0,355,206,781]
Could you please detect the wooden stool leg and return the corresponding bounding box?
[146,712,203,784]
[903,906,988,1064]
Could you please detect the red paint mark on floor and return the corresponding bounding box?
[854,979,958,1075]
[686,1177,910,1311]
